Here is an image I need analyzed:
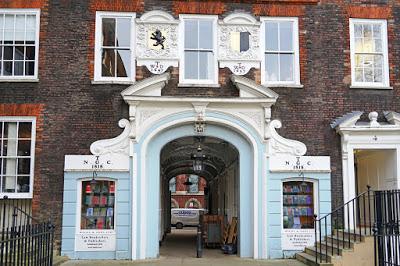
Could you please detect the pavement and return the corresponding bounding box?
[61,228,306,266]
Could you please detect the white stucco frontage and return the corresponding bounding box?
[61,74,332,260]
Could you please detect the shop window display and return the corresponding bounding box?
[283,181,314,229]
[81,180,115,230]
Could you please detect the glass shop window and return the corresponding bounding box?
[94,12,135,82]
[283,181,314,229]
[81,180,115,230]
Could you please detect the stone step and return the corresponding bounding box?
[324,235,355,249]
[333,230,365,242]
[316,241,344,256]
[305,246,332,262]
[295,252,334,266]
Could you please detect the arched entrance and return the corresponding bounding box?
[133,113,264,259]
[159,136,239,257]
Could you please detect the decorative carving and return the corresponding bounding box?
[139,108,164,125]
[218,13,260,75]
[239,111,262,130]
[266,120,307,156]
[384,111,400,126]
[330,111,363,129]
[90,119,132,155]
[192,103,208,134]
[368,111,380,127]
[136,11,179,74]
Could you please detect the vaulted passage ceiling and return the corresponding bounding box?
[160,136,238,182]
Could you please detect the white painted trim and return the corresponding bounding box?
[138,116,261,259]
[0,9,40,80]
[94,11,136,83]
[131,151,137,259]
[179,14,219,85]
[349,18,390,88]
[260,17,301,86]
[0,116,36,199]
[75,177,118,235]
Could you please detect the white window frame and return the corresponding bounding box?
[94,11,136,83]
[0,116,36,199]
[281,177,319,230]
[76,177,117,233]
[260,17,300,87]
[349,18,390,89]
[179,14,218,86]
[0,9,40,82]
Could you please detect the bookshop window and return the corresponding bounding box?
[81,180,115,230]
[283,181,314,229]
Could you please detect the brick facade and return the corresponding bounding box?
[1,0,400,250]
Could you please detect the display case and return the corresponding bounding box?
[81,180,115,230]
[282,181,314,229]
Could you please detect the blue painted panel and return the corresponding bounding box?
[61,238,75,251]
[63,190,77,203]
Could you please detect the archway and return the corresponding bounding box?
[133,114,263,259]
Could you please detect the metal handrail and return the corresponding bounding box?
[314,186,374,264]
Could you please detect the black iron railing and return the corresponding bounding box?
[374,190,400,266]
[314,186,375,264]
[0,196,55,265]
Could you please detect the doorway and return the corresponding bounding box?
[159,136,239,258]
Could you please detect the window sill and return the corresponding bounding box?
[0,78,39,83]
[178,83,220,88]
[350,85,393,90]
[0,193,33,199]
[263,84,304,89]
[91,80,135,85]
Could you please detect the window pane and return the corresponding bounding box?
[15,46,24,60]
[199,51,213,80]
[280,54,294,81]
[102,18,115,47]
[355,37,363,53]
[81,180,115,230]
[17,140,31,156]
[26,31,35,42]
[354,24,362,38]
[26,15,36,31]
[199,20,213,49]
[354,54,363,68]
[17,176,30,193]
[363,37,373,53]
[373,24,381,39]
[25,61,34,76]
[266,22,278,51]
[4,46,13,60]
[15,31,24,42]
[116,18,130,47]
[4,15,14,30]
[374,39,382,53]
[184,51,198,79]
[25,46,35,60]
[15,15,25,31]
[4,122,17,138]
[363,24,372,38]
[101,49,115,77]
[14,61,23,76]
[280,21,293,51]
[4,158,17,175]
[3,61,12,75]
[283,181,314,229]
[364,67,373,82]
[355,68,363,82]
[17,158,30,174]
[18,122,31,138]
[184,20,198,49]
[3,176,16,192]
[265,53,279,81]
[116,49,130,78]
[374,68,383,83]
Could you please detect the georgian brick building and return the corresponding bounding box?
[0,0,400,261]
